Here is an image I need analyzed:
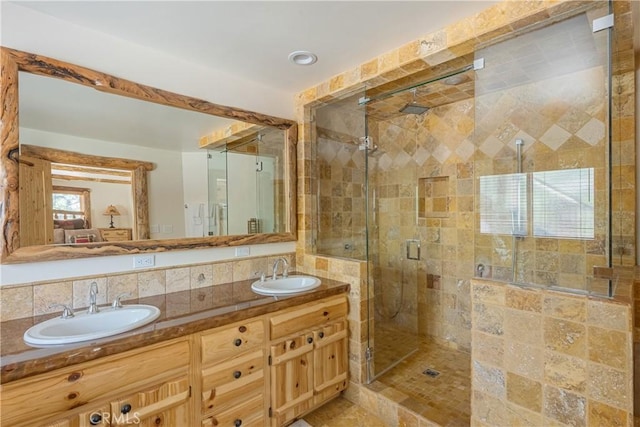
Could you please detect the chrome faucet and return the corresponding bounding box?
[88,282,100,314]
[271,257,289,280]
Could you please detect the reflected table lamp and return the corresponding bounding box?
[103,205,121,228]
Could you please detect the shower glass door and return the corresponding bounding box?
[312,86,421,382]
[364,99,421,380]
[473,4,613,295]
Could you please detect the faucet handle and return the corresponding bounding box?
[49,303,75,319]
[112,293,131,309]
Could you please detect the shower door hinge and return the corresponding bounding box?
[473,58,485,70]
[359,136,375,151]
[358,96,370,105]
[592,14,614,32]
[365,347,373,361]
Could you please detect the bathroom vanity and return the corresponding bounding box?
[0,277,349,427]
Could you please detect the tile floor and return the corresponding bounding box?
[372,336,471,426]
[303,396,386,427]
[304,325,471,427]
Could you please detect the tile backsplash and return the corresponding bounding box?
[0,253,294,322]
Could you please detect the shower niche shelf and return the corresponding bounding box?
[418,176,450,219]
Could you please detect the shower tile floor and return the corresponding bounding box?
[304,326,471,427]
[373,335,471,426]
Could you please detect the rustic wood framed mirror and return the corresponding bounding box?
[0,47,297,263]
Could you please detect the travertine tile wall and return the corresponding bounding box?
[473,64,610,292]
[314,95,367,259]
[367,103,475,351]
[0,253,294,321]
[471,279,633,426]
[293,0,636,425]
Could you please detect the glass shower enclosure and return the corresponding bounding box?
[472,4,614,295]
[312,0,614,385]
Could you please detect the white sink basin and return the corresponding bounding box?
[24,304,161,346]
[251,275,321,296]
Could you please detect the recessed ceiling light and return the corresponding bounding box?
[288,50,318,66]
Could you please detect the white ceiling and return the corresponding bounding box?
[10,1,497,94]
[4,1,498,151]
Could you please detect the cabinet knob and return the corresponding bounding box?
[307,337,314,344]
[234,419,242,427]
[234,338,242,347]
[233,370,242,379]
[319,331,325,338]
[121,403,132,414]
[89,413,102,425]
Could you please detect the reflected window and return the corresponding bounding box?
[52,186,90,224]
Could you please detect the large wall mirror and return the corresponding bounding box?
[0,47,297,263]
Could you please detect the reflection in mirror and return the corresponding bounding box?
[1,47,297,263]
[206,127,286,237]
[18,71,289,244]
[18,143,152,245]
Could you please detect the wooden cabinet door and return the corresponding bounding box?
[109,377,190,427]
[313,320,348,404]
[269,333,314,426]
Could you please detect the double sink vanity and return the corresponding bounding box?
[0,47,343,427]
[0,274,349,427]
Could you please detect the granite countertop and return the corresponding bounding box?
[0,274,349,383]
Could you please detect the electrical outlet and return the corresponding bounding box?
[133,255,155,268]
[235,246,250,257]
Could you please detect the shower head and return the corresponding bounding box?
[399,88,429,115]
[399,103,430,115]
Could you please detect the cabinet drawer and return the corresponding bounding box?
[110,377,190,426]
[201,318,264,364]
[202,392,264,427]
[43,403,111,427]
[201,350,264,416]
[0,339,189,426]
[269,295,348,340]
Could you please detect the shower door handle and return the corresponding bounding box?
[406,239,421,260]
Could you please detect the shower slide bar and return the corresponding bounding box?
[358,58,484,106]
